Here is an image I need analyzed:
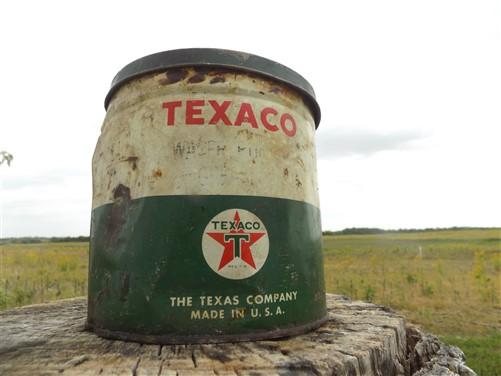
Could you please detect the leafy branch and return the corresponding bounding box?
[0,151,13,166]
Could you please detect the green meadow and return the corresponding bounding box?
[323,229,500,375]
[0,228,499,374]
[0,242,88,308]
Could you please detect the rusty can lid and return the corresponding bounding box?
[104,48,321,127]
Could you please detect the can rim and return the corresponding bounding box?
[104,48,321,128]
[86,314,328,344]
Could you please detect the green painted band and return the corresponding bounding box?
[88,194,326,340]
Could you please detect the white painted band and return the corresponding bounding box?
[93,71,320,209]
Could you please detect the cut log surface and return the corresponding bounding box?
[0,294,476,376]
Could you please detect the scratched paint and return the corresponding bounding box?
[88,49,326,344]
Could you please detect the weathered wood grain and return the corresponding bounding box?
[0,294,475,376]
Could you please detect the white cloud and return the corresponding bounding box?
[316,128,428,159]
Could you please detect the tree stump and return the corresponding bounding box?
[0,294,475,375]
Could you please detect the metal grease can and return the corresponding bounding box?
[87,48,326,343]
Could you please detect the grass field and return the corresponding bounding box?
[323,229,501,375]
[0,229,499,374]
[0,242,88,309]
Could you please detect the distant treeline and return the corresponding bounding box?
[1,227,499,244]
[322,227,500,235]
[0,236,90,245]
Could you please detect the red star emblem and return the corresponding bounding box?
[207,210,265,271]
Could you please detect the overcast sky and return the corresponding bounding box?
[0,1,500,237]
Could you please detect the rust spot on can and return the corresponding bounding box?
[153,168,162,178]
[159,68,188,85]
[122,156,139,170]
[209,76,225,84]
[295,176,302,188]
[188,72,206,84]
[113,183,131,203]
[105,184,131,248]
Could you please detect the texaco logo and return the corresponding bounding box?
[202,209,269,280]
